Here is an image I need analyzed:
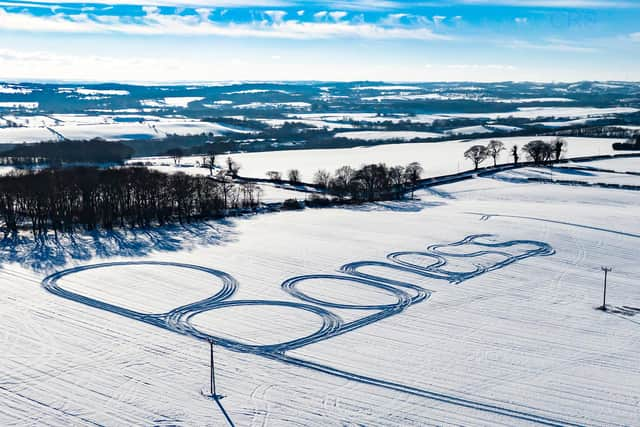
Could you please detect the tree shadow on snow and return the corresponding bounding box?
[341,199,445,213]
[0,220,238,274]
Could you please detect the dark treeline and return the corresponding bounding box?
[313,162,423,202]
[612,135,640,151]
[0,167,261,236]
[0,140,134,166]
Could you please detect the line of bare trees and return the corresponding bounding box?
[464,138,567,170]
[0,167,261,236]
[312,162,424,202]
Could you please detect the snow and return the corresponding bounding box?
[141,97,204,108]
[334,131,442,141]
[149,119,252,136]
[233,102,312,109]
[492,97,575,103]
[0,85,33,94]
[446,125,493,135]
[1,171,639,426]
[608,125,640,131]
[225,89,290,94]
[0,101,38,109]
[1,115,58,127]
[50,114,114,125]
[0,127,58,144]
[494,166,640,186]
[138,137,630,182]
[289,112,446,124]
[486,124,523,132]
[259,118,356,130]
[362,93,461,102]
[455,106,639,120]
[564,157,640,173]
[290,107,638,125]
[55,123,160,141]
[52,120,248,141]
[352,85,423,91]
[75,88,130,96]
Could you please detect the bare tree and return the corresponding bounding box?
[313,169,331,189]
[204,146,216,175]
[287,169,300,184]
[486,140,505,167]
[522,140,553,165]
[404,161,423,199]
[464,145,488,170]
[511,144,519,164]
[167,148,185,166]
[553,137,567,162]
[330,166,356,199]
[266,171,282,181]
[225,156,241,178]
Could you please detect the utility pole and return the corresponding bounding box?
[210,340,217,398]
[601,266,612,310]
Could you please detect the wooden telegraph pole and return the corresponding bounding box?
[210,340,217,398]
[601,266,612,310]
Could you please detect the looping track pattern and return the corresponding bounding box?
[40,235,572,426]
[42,234,554,353]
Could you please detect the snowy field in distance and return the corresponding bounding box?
[0,127,58,144]
[334,130,442,141]
[223,136,631,181]
[133,136,633,182]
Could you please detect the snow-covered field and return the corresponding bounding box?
[1,156,639,426]
[0,126,58,144]
[0,114,248,143]
[495,165,640,186]
[334,130,442,141]
[566,157,640,173]
[289,106,639,124]
[218,136,630,181]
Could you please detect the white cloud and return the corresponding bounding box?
[433,15,446,25]
[506,39,597,52]
[264,10,287,23]
[458,0,637,7]
[514,17,528,24]
[329,11,347,21]
[0,7,450,40]
[630,32,640,41]
[313,11,328,20]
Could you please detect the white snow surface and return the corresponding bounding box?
[218,136,628,181]
[334,130,442,141]
[446,125,493,135]
[0,126,58,144]
[566,157,640,173]
[1,168,639,426]
[75,88,130,96]
[0,101,38,109]
[141,97,204,108]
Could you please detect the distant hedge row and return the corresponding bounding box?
[0,140,134,165]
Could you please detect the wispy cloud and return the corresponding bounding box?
[459,0,638,8]
[504,38,598,52]
[457,0,638,8]
[0,7,450,40]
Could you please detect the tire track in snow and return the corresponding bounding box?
[41,235,564,425]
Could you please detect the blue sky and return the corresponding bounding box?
[0,0,639,82]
